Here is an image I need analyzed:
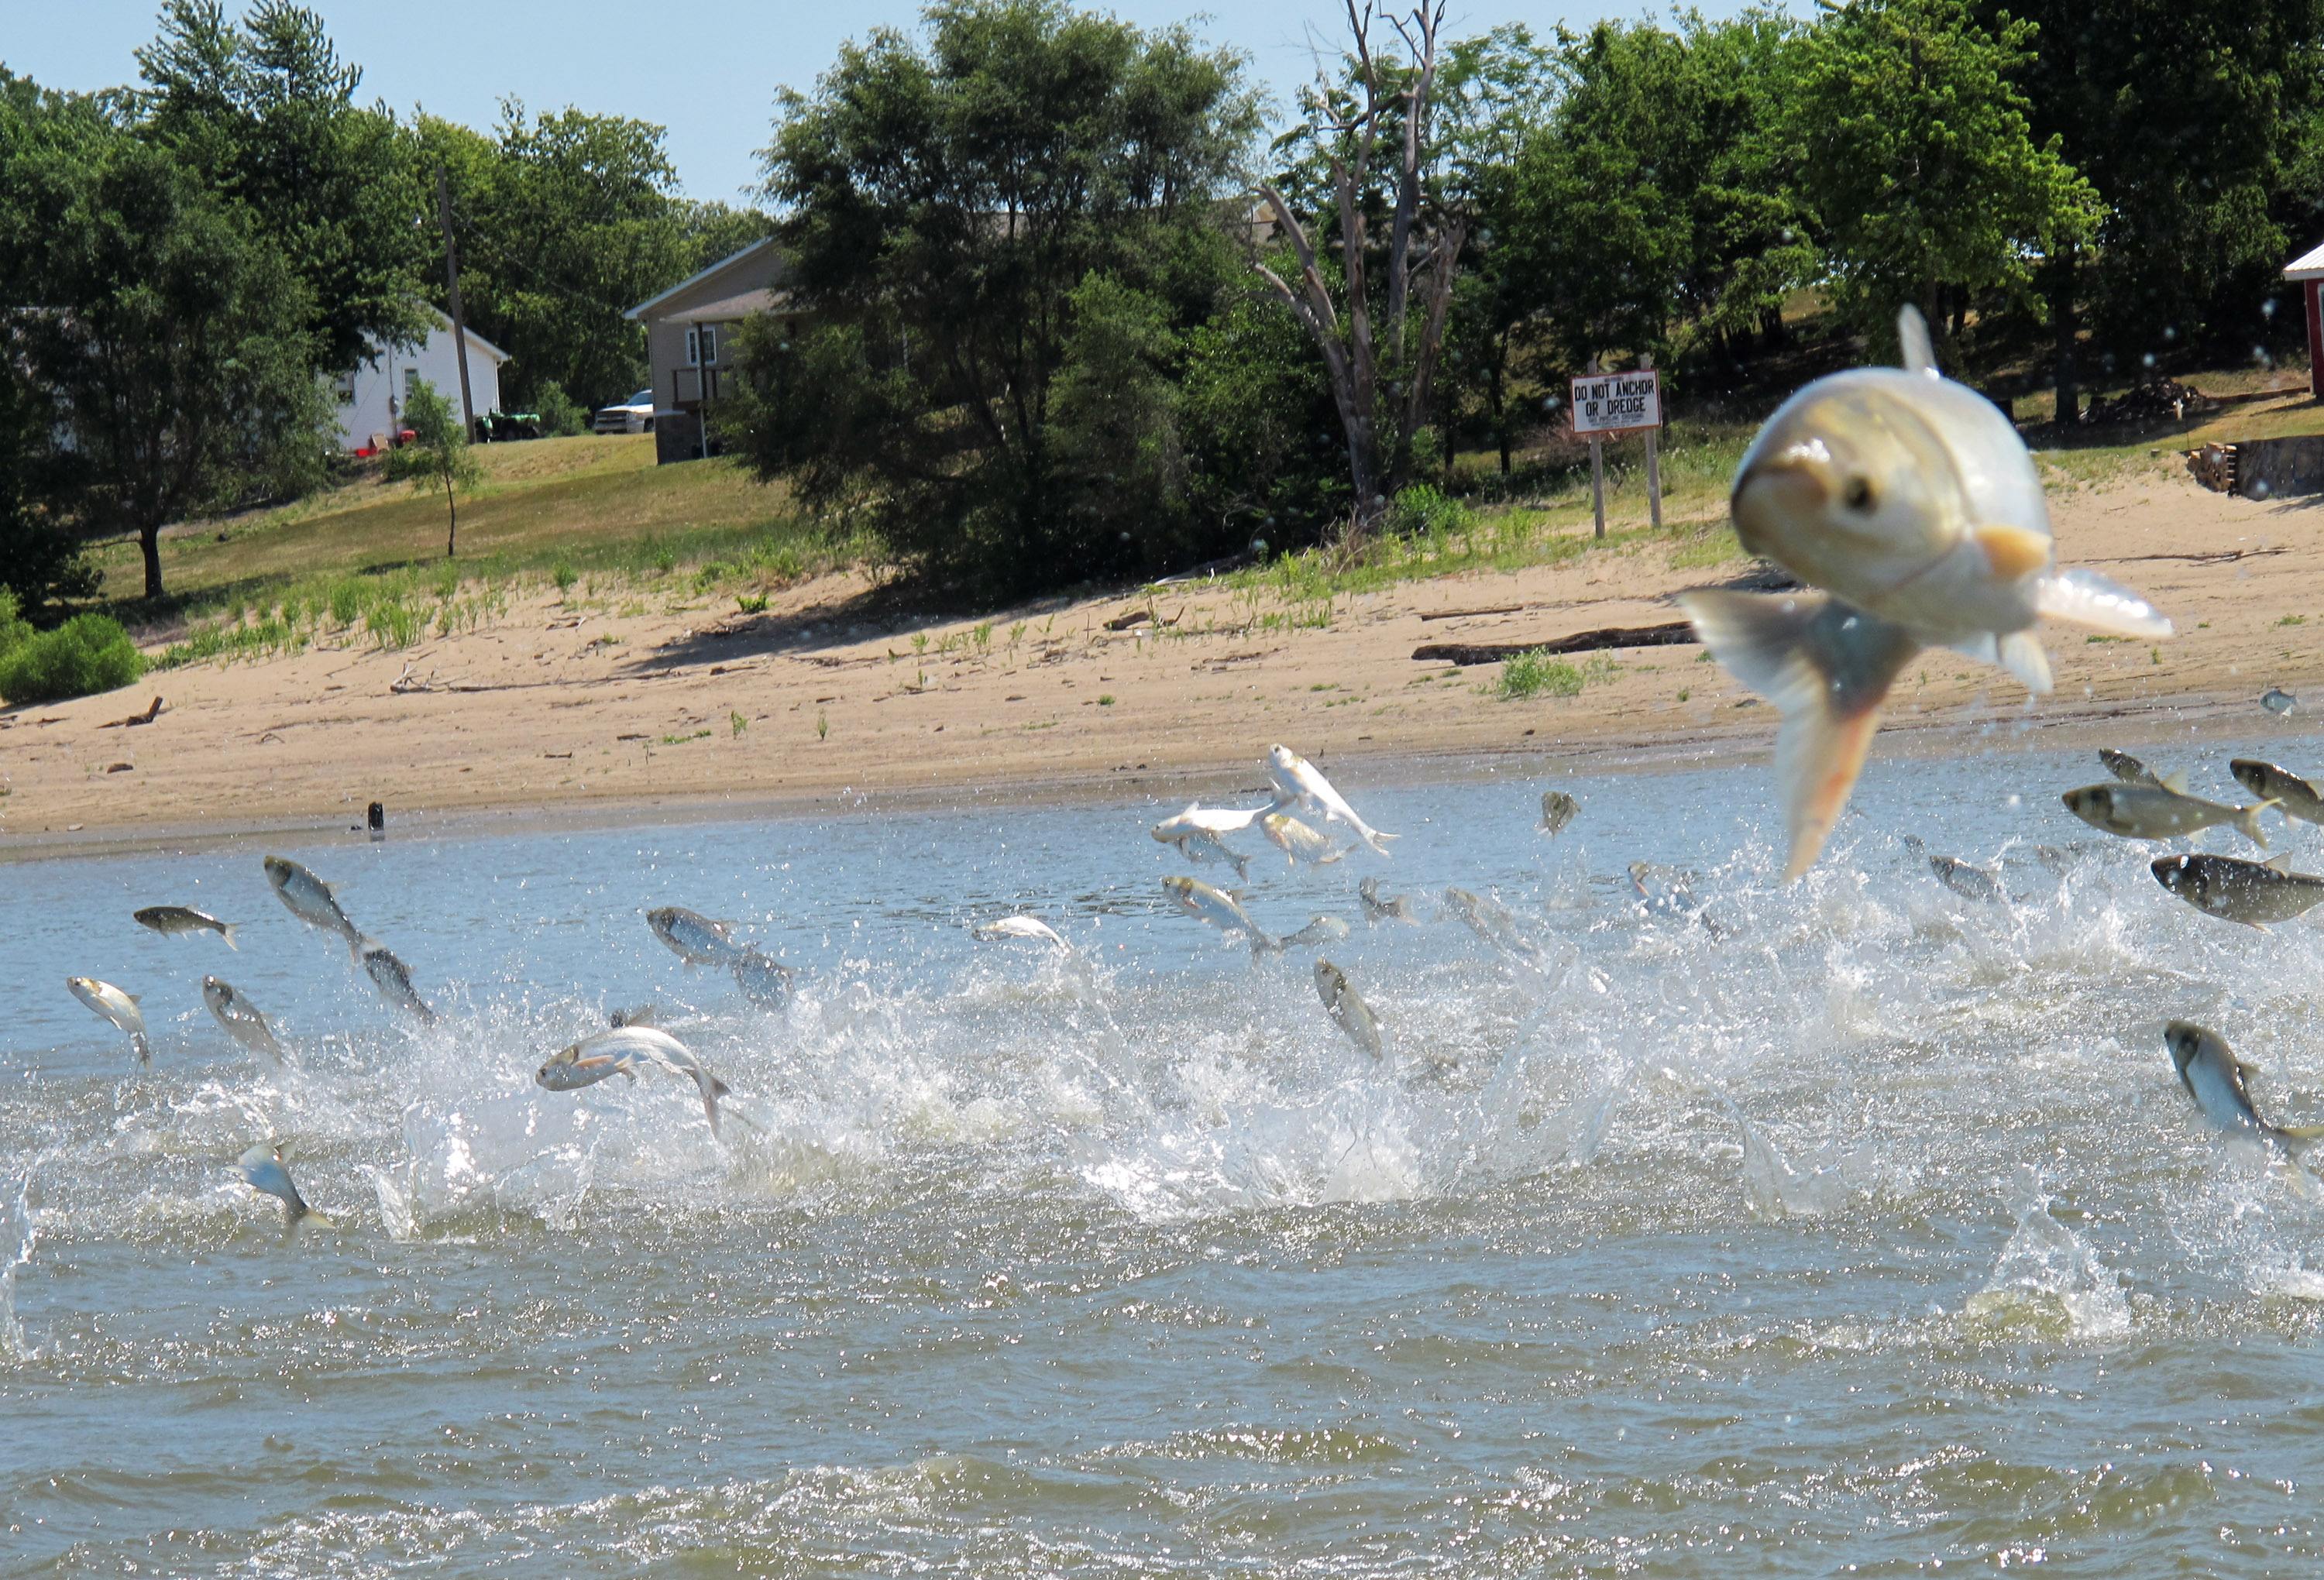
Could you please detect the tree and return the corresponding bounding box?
[1999,0,2324,414]
[135,0,429,374]
[8,93,328,600]
[728,0,1260,596]
[1785,0,2099,366]
[421,102,695,410]
[1253,2,1467,540]
[386,380,481,558]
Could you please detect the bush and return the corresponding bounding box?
[0,588,32,659]
[535,382,588,438]
[1497,650,1585,699]
[0,613,147,703]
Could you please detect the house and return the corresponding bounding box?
[2284,240,2324,400]
[330,309,510,453]
[624,238,791,465]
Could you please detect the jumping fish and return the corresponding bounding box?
[1313,959,1384,1059]
[1678,305,2171,880]
[973,915,1073,953]
[1538,791,1579,836]
[133,905,238,949]
[264,856,362,958]
[67,977,150,1065]
[1261,812,1346,867]
[2232,759,2324,826]
[2263,687,2298,716]
[2100,748,2162,787]
[538,1027,731,1139]
[1443,887,1542,963]
[1162,876,1277,953]
[1357,875,1422,926]
[2164,1022,2324,1153]
[234,1142,329,1233]
[359,939,436,1024]
[1150,805,1258,881]
[1929,854,2006,904]
[202,976,284,1062]
[2061,775,2274,849]
[1281,915,1352,948]
[1266,745,1395,856]
[648,906,744,967]
[2152,853,2324,929]
[731,948,793,1010]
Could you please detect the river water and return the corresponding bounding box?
[7,732,2324,1576]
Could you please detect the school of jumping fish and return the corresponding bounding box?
[57,306,2324,1234]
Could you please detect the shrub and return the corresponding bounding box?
[0,613,147,703]
[1497,650,1585,699]
[534,382,588,438]
[1388,483,1476,542]
[0,588,32,660]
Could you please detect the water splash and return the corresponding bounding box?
[1734,1110,1873,1220]
[1965,1169,2131,1337]
[0,1173,36,1362]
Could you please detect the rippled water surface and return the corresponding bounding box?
[10,734,2324,1576]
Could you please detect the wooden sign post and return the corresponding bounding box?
[1569,362,1663,539]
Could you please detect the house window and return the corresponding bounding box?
[332,371,357,403]
[687,325,717,366]
[404,367,421,398]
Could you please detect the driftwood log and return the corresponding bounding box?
[1414,620,1698,667]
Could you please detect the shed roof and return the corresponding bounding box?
[2284,239,2324,281]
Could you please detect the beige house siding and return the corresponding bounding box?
[624,239,793,465]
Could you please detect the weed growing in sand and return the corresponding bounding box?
[736,593,768,613]
[731,710,748,737]
[816,710,829,740]
[553,555,577,594]
[662,730,712,744]
[1495,651,1620,700]
[1098,694,1116,706]
[1008,622,1026,654]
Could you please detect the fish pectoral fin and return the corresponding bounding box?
[2033,567,2174,638]
[1996,631,2054,695]
[1680,591,1920,881]
[2161,770,2190,795]
[1973,524,2054,582]
[2238,800,2277,851]
[2267,854,2295,872]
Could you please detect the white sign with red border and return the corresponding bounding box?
[1570,369,1661,435]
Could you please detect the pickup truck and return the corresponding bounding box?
[593,388,657,435]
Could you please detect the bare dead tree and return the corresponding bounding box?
[1250,0,1468,545]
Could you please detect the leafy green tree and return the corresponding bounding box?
[728,0,1260,596]
[421,102,694,410]
[134,0,429,374]
[384,380,482,557]
[7,94,328,599]
[1505,14,1814,373]
[1998,0,2324,412]
[1786,0,2098,365]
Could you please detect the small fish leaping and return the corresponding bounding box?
[67,977,150,1065]
[133,905,238,949]
[1266,746,1395,856]
[2164,1022,2324,1158]
[1679,306,2171,880]
[972,915,1074,953]
[233,1142,330,1235]
[537,1026,731,1139]
[1150,804,1263,881]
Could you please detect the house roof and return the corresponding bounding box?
[662,287,792,324]
[2285,239,2324,281]
[625,237,779,322]
[428,307,511,364]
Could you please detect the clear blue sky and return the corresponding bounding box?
[7,1,1767,205]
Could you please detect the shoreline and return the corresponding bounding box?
[6,465,2322,864]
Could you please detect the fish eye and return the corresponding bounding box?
[1842,476,1876,512]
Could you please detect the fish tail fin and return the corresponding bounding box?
[2033,567,2174,638]
[222,924,239,951]
[1680,591,1920,881]
[700,1075,727,1141]
[132,1032,151,1066]
[2237,800,2278,851]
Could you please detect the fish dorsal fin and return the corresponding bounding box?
[2161,770,2189,795]
[2267,854,2295,872]
[1897,304,1939,378]
[128,993,141,1005]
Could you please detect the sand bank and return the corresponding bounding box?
[5,466,2319,860]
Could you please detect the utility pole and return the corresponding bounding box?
[435,167,476,445]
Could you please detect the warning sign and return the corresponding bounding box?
[1569,369,1661,435]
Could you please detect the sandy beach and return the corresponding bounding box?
[2,461,2316,858]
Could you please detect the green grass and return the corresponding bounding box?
[1495,651,1620,700]
[95,434,854,638]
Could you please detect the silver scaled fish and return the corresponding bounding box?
[1679,306,2171,879]
[134,905,238,948]
[203,976,284,1061]
[1313,959,1384,1059]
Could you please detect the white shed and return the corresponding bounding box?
[330,310,510,452]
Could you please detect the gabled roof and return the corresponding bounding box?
[2285,239,2324,281]
[625,237,777,322]
[429,307,511,364]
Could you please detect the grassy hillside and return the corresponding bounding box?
[94,434,829,629]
